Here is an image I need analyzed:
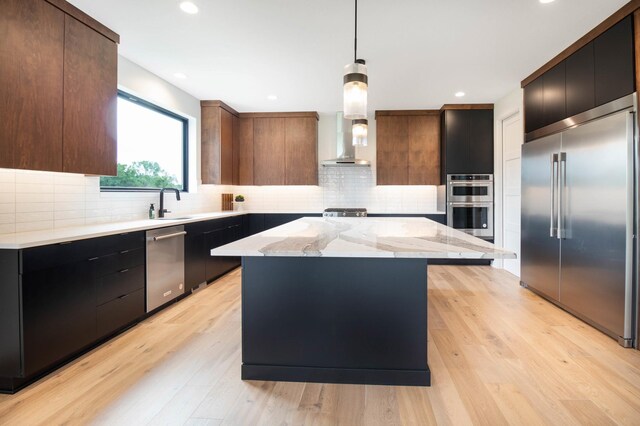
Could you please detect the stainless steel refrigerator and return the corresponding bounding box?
[521,94,637,347]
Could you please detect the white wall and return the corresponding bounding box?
[493,88,524,270]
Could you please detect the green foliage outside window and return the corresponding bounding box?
[100,161,181,190]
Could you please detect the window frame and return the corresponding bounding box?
[100,90,189,193]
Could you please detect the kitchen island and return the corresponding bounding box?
[212,217,515,386]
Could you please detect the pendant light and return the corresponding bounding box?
[343,0,367,120]
[352,119,368,147]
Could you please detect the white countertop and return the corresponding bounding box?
[0,211,447,250]
[211,217,516,259]
[0,211,247,249]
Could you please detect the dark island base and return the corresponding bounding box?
[241,256,430,387]
[242,364,430,387]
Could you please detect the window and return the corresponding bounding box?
[100,91,189,191]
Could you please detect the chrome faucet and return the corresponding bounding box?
[158,188,181,218]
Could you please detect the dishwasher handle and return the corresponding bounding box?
[152,231,187,241]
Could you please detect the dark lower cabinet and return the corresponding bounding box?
[184,216,244,291]
[21,260,96,376]
[247,213,322,235]
[0,231,145,393]
[96,288,144,338]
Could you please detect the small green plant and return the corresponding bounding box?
[234,195,245,202]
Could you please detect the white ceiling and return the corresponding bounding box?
[68,0,628,113]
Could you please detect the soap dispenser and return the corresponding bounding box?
[149,203,155,219]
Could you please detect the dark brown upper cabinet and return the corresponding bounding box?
[201,101,237,185]
[440,108,494,181]
[0,0,118,175]
[594,16,634,107]
[524,15,634,137]
[0,0,65,172]
[200,108,318,186]
[62,15,117,176]
[375,111,440,186]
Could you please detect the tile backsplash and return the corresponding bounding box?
[0,167,442,235]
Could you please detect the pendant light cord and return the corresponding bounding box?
[354,0,358,62]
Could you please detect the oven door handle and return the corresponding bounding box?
[448,202,493,206]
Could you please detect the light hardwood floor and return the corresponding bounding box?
[1,265,640,425]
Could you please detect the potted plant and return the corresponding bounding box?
[234,194,245,211]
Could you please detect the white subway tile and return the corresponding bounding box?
[16,203,54,213]
[16,211,54,223]
[16,193,54,203]
[0,203,14,214]
[54,184,85,194]
[0,182,15,193]
[16,220,54,233]
[0,192,15,203]
[54,209,85,220]
[15,183,53,194]
[54,201,84,211]
[55,192,85,203]
[55,218,86,229]
[0,213,16,224]
[0,169,16,183]
[0,223,16,235]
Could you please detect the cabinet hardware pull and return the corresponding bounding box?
[119,268,129,273]
[120,250,130,254]
[88,257,99,261]
[59,241,73,245]
[118,293,129,299]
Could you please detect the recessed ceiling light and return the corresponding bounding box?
[179,2,199,14]
[174,72,187,79]
[455,91,465,97]
[539,0,555,4]
[267,95,278,101]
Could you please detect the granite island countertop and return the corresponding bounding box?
[211,217,516,259]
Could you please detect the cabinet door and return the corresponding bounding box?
[444,110,469,174]
[524,76,544,134]
[254,118,285,185]
[21,260,96,376]
[376,116,408,185]
[237,118,254,185]
[566,42,595,117]
[220,109,234,184]
[594,16,634,107]
[205,228,238,282]
[542,62,566,127]
[184,227,206,292]
[285,117,318,185]
[407,115,440,185]
[63,15,117,176]
[468,110,494,174]
[0,0,64,171]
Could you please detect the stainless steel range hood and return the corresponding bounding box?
[321,112,370,166]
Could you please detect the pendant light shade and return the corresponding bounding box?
[352,119,368,146]
[343,61,368,120]
[343,0,368,120]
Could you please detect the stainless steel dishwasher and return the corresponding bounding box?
[146,225,186,312]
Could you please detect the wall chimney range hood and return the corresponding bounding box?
[321,112,370,167]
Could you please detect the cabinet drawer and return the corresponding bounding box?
[96,265,144,306]
[96,288,144,338]
[92,247,144,277]
[22,232,144,273]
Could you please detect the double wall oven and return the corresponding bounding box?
[446,174,493,239]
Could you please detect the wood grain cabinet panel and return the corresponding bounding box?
[63,15,117,176]
[201,105,236,185]
[236,117,254,185]
[376,116,408,185]
[0,0,64,171]
[253,118,286,185]
[285,117,318,185]
[407,115,440,185]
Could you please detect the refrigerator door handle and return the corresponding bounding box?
[558,152,567,240]
[550,153,559,237]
